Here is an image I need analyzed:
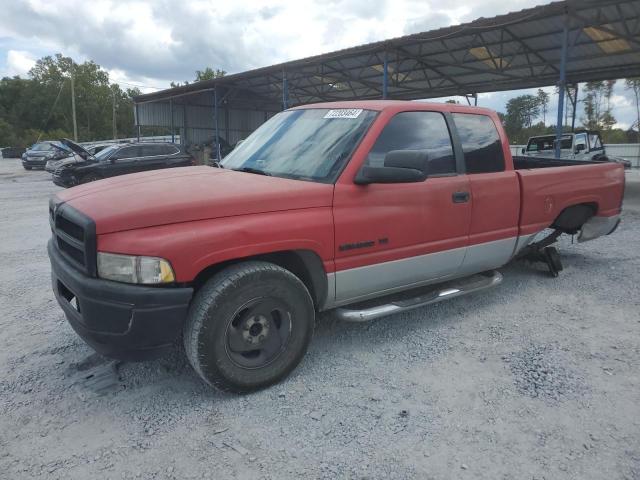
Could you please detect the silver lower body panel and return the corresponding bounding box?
[328,236,522,309]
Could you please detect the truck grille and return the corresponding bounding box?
[49,199,97,276]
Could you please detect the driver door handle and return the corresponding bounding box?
[452,191,470,203]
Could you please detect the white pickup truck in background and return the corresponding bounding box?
[522,130,632,169]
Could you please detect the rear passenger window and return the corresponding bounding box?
[452,113,505,173]
[366,111,456,175]
[141,145,165,157]
[116,147,139,159]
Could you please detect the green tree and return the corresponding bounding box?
[582,80,616,130]
[503,94,541,139]
[195,67,226,82]
[0,53,140,146]
[625,78,640,142]
[536,88,550,124]
[170,67,226,88]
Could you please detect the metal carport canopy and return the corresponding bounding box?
[134,0,640,107]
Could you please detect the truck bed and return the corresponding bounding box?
[513,158,625,237]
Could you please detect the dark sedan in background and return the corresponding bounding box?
[1,146,26,159]
[22,141,72,170]
[50,139,194,187]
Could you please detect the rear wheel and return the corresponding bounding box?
[184,261,315,393]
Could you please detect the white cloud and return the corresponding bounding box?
[0,0,638,129]
[4,50,37,77]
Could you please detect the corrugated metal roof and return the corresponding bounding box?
[135,0,640,106]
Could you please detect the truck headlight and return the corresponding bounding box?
[97,252,175,284]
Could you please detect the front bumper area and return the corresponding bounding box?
[23,158,48,168]
[52,172,76,188]
[48,240,193,360]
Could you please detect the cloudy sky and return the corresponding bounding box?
[0,0,637,128]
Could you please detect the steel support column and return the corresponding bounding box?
[570,83,579,132]
[554,15,569,158]
[170,99,175,143]
[135,103,140,142]
[214,87,220,161]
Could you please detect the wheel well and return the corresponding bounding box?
[551,202,597,234]
[191,250,327,309]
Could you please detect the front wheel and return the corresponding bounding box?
[184,261,315,393]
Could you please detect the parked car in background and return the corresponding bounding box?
[50,139,194,187]
[22,141,72,170]
[1,146,26,159]
[47,144,113,173]
[522,130,632,169]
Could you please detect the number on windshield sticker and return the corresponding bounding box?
[323,109,363,119]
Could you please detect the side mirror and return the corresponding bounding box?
[355,150,428,185]
[575,144,586,153]
[521,148,526,154]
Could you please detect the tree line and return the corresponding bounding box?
[0,56,228,148]
[0,54,144,147]
[496,80,640,144]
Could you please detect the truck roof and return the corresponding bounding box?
[291,100,497,116]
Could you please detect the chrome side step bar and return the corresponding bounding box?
[335,270,503,322]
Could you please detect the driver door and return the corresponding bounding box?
[106,145,144,177]
[332,111,471,305]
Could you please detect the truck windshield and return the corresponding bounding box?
[31,142,56,152]
[221,108,377,182]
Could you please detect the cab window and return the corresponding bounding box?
[116,146,140,159]
[365,111,456,175]
[574,133,587,152]
[452,113,505,173]
[589,133,603,151]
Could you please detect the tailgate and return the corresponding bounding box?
[516,162,625,236]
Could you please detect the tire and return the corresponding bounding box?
[184,261,315,393]
[80,173,102,184]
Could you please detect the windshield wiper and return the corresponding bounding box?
[233,167,272,176]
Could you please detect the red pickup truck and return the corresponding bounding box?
[48,101,624,392]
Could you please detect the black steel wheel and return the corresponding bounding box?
[225,297,293,369]
[184,261,315,393]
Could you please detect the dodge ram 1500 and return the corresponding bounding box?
[48,101,625,392]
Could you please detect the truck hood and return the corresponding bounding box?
[55,166,334,234]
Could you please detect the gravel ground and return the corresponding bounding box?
[1,158,639,480]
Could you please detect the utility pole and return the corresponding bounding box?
[70,65,78,142]
[111,90,117,140]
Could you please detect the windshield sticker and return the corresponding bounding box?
[324,109,363,119]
